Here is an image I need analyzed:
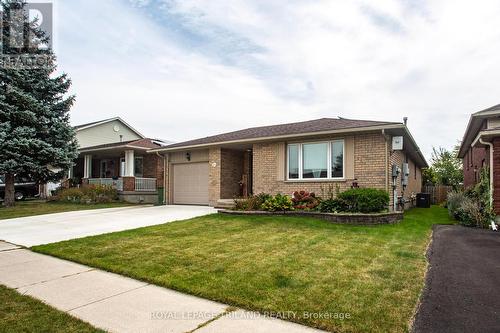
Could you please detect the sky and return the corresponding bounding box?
[53,0,500,160]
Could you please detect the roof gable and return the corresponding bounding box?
[74,118,145,149]
[458,104,500,158]
[74,117,145,138]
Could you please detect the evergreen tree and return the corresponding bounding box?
[0,0,77,206]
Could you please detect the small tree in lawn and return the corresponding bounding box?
[0,0,78,207]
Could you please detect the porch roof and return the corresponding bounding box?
[78,138,161,155]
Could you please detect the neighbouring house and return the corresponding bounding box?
[69,117,168,204]
[458,104,500,214]
[149,117,427,210]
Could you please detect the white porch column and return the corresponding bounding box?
[84,155,92,178]
[124,150,135,177]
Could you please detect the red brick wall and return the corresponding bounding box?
[462,146,488,189]
[135,154,165,190]
[122,177,135,191]
[492,138,500,214]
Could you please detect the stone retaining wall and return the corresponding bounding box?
[218,209,403,225]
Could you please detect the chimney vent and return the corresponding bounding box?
[403,117,408,126]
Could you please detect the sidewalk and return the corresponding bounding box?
[0,241,324,333]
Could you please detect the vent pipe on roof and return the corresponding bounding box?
[403,117,408,126]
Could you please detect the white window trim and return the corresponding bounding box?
[286,139,345,181]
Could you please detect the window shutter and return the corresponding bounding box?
[276,142,286,181]
[345,137,355,179]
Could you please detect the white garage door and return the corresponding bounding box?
[173,163,209,205]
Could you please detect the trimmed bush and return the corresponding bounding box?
[53,185,119,204]
[261,193,294,212]
[337,188,389,213]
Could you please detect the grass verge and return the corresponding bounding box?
[0,284,103,333]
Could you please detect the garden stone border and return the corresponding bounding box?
[218,210,403,225]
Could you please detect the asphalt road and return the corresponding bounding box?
[413,225,500,333]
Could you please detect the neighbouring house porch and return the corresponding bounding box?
[70,140,165,204]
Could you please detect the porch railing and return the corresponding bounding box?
[88,178,124,191]
[135,178,157,192]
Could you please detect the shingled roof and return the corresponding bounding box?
[78,138,162,152]
[158,118,400,150]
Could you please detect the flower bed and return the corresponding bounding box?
[219,209,403,225]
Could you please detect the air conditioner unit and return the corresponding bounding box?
[392,136,404,150]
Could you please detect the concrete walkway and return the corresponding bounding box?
[0,242,324,333]
[0,205,216,247]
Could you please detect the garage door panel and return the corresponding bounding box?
[173,163,209,205]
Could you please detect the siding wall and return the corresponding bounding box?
[76,120,142,148]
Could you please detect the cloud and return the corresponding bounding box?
[56,0,500,159]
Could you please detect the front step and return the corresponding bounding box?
[215,199,236,209]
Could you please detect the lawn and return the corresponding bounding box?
[33,206,452,333]
[0,200,133,220]
[0,285,103,333]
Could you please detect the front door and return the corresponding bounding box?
[100,159,116,178]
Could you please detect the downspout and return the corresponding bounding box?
[478,137,494,208]
[156,152,167,205]
[382,129,389,193]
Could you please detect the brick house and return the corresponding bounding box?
[150,118,427,210]
[69,117,167,204]
[458,104,500,214]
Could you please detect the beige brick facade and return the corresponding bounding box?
[208,148,221,206]
[388,149,422,208]
[164,131,423,210]
[253,132,389,197]
[252,131,422,210]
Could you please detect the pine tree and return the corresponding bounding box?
[0,0,78,207]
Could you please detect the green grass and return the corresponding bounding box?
[0,200,134,220]
[33,206,452,333]
[0,285,103,333]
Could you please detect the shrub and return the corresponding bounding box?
[233,193,271,211]
[291,190,320,210]
[317,198,348,213]
[455,199,486,227]
[54,185,119,204]
[447,191,467,219]
[337,188,389,213]
[261,193,294,212]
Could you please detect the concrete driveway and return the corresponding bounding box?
[0,205,217,247]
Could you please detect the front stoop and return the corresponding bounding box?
[215,199,236,209]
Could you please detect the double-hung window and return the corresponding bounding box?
[287,140,344,180]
